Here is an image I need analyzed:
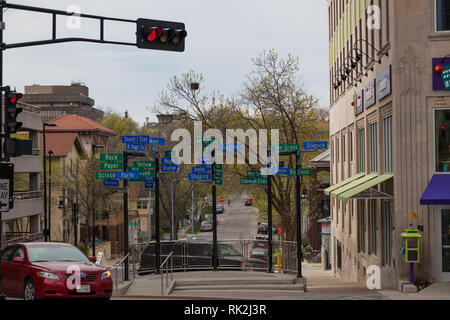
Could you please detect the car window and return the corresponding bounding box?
[1,246,16,262]
[13,246,25,260]
[27,245,89,262]
[219,245,240,256]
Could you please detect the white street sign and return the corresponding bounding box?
[0,179,10,212]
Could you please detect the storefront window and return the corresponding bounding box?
[435,109,450,172]
[436,0,450,32]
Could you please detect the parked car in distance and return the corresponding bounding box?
[250,247,268,260]
[253,235,268,248]
[244,199,253,206]
[0,242,112,300]
[201,221,213,232]
[257,222,268,234]
[216,205,224,214]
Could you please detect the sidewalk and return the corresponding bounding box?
[379,282,450,300]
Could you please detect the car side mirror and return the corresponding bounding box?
[88,256,97,264]
[12,257,24,264]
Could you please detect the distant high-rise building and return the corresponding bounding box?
[22,82,104,122]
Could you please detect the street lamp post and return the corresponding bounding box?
[171,175,183,240]
[91,144,104,257]
[42,122,57,242]
[48,150,53,242]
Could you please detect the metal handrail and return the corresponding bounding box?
[110,253,129,289]
[160,251,174,296]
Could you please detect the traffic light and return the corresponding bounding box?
[4,86,23,135]
[136,18,187,52]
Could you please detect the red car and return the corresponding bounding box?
[0,242,113,300]
[244,199,253,206]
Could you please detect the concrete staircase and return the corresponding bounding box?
[171,277,307,294]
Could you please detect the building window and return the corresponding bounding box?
[350,131,354,161]
[436,0,450,32]
[358,199,366,253]
[369,122,378,173]
[358,128,365,172]
[383,200,393,267]
[369,199,378,255]
[342,134,346,163]
[337,240,342,270]
[435,109,450,172]
[137,201,148,210]
[383,115,393,173]
[337,137,340,163]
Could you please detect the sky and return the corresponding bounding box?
[3,0,329,125]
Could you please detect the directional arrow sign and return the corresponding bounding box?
[115,171,140,180]
[100,162,123,171]
[189,173,211,181]
[100,153,123,162]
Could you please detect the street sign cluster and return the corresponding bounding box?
[189,163,223,185]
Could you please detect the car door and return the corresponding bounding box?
[0,245,17,296]
[9,245,26,297]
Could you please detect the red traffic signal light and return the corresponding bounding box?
[137,19,187,52]
[4,86,23,135]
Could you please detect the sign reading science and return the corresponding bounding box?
[377,64,392,100]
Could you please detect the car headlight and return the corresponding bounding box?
[37,271,61,280]
[101,271,111,280]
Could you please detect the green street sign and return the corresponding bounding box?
[300,168,312,176]
[95,171,119,179]
[100,153,123,162]
[164,150,175,158]
[140,169,156,177]
[100,162,123,171]
[214,164,223,170]
[214,172,223,178]
[214,179,223,185]
[133,161,155,169]
[128,222,138,226]
[195,137,218,145]
[240,177,268,185]
[273,144,300,152]
[247,170,261,177]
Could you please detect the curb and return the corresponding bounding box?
[112,280,133,296]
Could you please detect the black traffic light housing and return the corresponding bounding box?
[4,86,23,135]
[136,18,187,52]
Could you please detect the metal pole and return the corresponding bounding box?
[191,184,194,233]
[171,179,174,240]
[212,152,218,271]
[296,150,303,278]
[155,156,160,273]
[48,151,52,242]
[268,174,272,273]
[148,189,152,242]
[43,125,48,242]
[123,151,129,281]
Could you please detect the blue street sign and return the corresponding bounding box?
[188,173,211,181]
[122,135,150,144]
[199,157,213,164]
[103,179,119,187]
[148,137,165,145]
[304,141,328,150]
[145,181,154,189]
[162,157,178,165]
[220,144,242,151]
[115,171,140,180]
[144,177,156,183]
[192,164,212,173]
[162,164,178,172]
[263,161,285,168]
[126,143,145,151]
[273,168,290,175]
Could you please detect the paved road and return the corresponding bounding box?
[195,193,259,241]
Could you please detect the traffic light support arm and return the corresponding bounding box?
[0,1,137,50]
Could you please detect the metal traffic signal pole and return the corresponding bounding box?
[122,151,129,281]
[155,155,161,273]
[267,174,273,273]
[296,150,303,278]
[212,152,218,271]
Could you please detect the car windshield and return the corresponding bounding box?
[252,249,265,255]
[27,245,89,263]
[202,221,212,225]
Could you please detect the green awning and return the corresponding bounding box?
[338,174,394,201]
[330,174,378,198]
[324,173,365,195]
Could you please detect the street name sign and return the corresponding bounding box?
[145,181,154,189]
[188,173,211,181]
[103,179,119,187]
[122,135,151,144]
[161,164,178,172]
[95,171,119,179]
[115,171,140,180]
[247,170,261,177]
[100,162,123,171]
[164,150,175,157]
[162,157,178,165]
[303,141,328,150]
[100,153,123,162]
[192,165,211,174]
[240,177,268,185]
[126,143,145,151]
[273,144,300,152]
[133,161,155,169]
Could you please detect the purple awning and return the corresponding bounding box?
[420,174,450,205]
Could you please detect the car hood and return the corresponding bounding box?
[31,261,106,273]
